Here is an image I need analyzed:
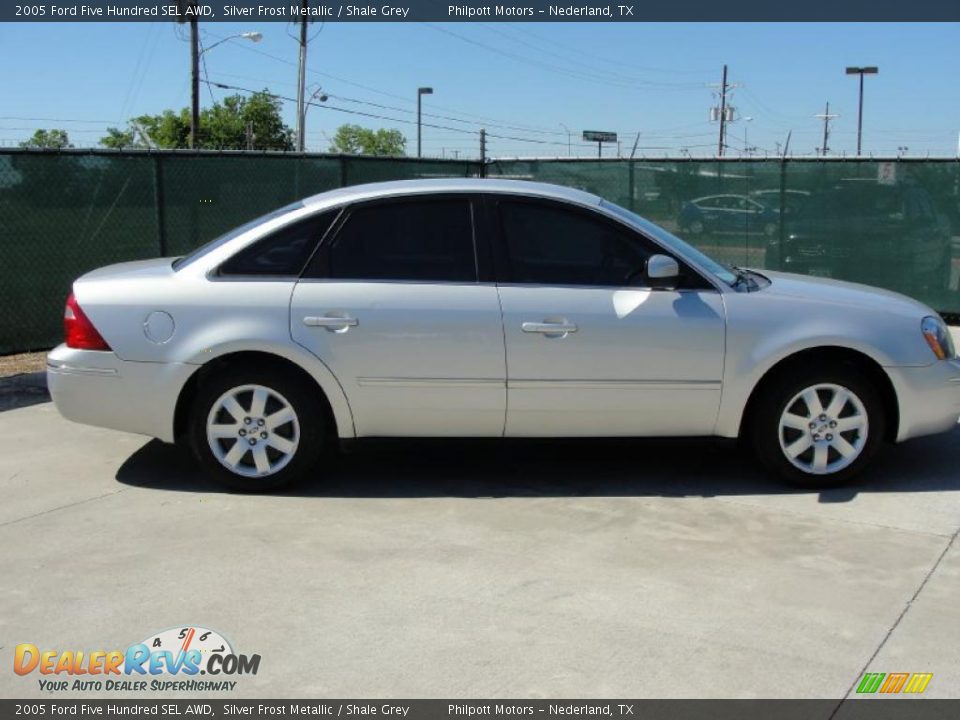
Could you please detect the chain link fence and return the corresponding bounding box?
[492,157,960,316]
[0,151,480,354]
[1,151,958,354]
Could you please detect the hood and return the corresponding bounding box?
[757,270,933,318]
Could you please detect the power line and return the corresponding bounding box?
[425,24,705,91]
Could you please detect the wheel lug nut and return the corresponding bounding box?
[813,433,821,441]
[257,419,265,426]
[829,421,837,428]
[260,432,268,439]
[826,434,833,441]
[239,429,246,436]
[244,417,252,425]
[808,422,816,430]
[819,414,827,421]
[248,438,256,445]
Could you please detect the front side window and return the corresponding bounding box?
[499,200,651,287]
[320,198,477,282]
[218,209,338,277]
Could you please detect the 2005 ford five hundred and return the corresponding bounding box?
[47,180,960,490]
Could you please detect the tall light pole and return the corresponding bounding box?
[845,66,878,156]
[560,123,571,156]
[417,87,433,158]
[741,116,753,157]
[190,30,262,149]
[301,86,328,152]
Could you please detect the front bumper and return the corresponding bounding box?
[47,345,197,443]
[886,358,960,442]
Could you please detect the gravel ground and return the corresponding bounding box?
[0,350,48,377]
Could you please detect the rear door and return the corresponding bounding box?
[290,194,506,437]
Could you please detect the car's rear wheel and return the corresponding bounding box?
[750,368,885,487]
[688,219,705,235]
[190,367,325,491]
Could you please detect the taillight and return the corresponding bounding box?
[64,293,111,351]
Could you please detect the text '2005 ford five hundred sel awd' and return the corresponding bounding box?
[47,179,960,490]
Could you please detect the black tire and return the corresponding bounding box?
[749,366,886,488]
[190,366,326,491]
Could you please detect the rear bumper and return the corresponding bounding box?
[886,358,960,442]
[46,345,197,443]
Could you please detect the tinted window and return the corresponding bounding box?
[173,201,304,271]
[500,200,651,286]
[218,210,338,277]
[323,199,476,282]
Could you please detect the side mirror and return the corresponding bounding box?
[646,254,680,290]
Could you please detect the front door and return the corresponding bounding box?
[491,197,726,437]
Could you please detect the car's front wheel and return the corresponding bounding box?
[190,367,326,491]
[750,368,885,487]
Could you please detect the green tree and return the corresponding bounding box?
[98,90,293,151]
[19,129,72,149]
[99,127,139,149]
[329,124,407,156]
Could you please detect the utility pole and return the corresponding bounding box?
[295,0,309,152]
[814,102,839,156]
[717,64,729,157]
[479,129,486,177]
[189,13,200,149]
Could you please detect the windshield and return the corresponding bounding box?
[599,200,738,286]
[172,201,305,271]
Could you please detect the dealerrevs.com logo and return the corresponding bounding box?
[14,626,261,692]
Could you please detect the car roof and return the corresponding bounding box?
[301,178,603,210]
[691,194,749,202]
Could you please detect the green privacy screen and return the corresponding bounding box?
[491,157,960,314]
[1,150,958,354]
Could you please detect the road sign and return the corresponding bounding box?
[582,131,617,143]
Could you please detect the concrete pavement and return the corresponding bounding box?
[1,398,958,700]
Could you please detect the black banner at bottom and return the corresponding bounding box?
[2,700,959,720]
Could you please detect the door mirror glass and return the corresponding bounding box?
[647,254,680,289]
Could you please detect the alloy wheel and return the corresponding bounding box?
[777,383,869,475]
[205,384,301,478]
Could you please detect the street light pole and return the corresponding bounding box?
[189,30,262,150]
[742,116,753,157]
[301,86,328,151]
[417,87,433,158]
[560,123,571,156]
[845,66,878,156]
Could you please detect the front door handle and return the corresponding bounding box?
[303,315,358,332]
[521,321,578,335]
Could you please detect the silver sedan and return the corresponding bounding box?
[47,179,960,490]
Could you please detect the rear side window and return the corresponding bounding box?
[315,198,477,282]
[218,210,338,277]
[173,201,304,271]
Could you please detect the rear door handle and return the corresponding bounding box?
[303,315,358,332]
[521,321,578,334]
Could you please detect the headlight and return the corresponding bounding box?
[921,316,956,360]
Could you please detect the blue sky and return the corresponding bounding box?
[2,22,958,157]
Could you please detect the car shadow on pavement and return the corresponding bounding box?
[115,425,960,501]
[0,372,50,412]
